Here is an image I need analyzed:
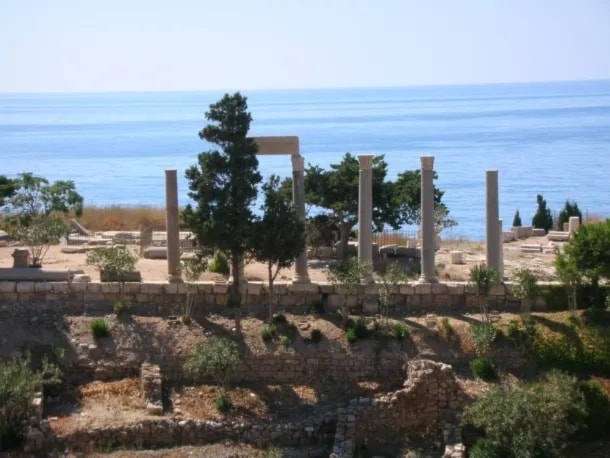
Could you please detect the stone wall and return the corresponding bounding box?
[0,280,559,314]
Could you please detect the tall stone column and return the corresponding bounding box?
[291,155,310,283]
[165,170,182,283]
[498,219,504,278]
[419,156,437,283]
[358,155,374,283]
[486,170,501,272]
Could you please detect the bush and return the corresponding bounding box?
[470,322,497,357]
[309,300,325,315]
[346,327,357,344]
[532,194,553,233]
[279,335,290,348]
[462,370,587,457]
[469,264,501,320]
[208,251,230,275]
[438,317,454,340]
[512,268,539,314]
[469,357,497,381]
[214,393,232,413]
[576,380,610,440]
[352,317,369,339]
[184,337,242,391]
[562,219,610,287]
[512,210,522,227]
[272,313,287,325]
[310,328,323,343]
[261,324,277,342]
[86,246,138,282]
[113,299,131,317]
[91,318,110,339]
[393,322,410,340]
[0,358,44,450]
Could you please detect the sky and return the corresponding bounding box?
[1,0,609,93]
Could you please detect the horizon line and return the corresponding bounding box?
[1,77,609,96]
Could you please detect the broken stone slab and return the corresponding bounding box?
[532,228,546,237]
[503,231,516,243]
[61,246,91,254]
[143,246,167,259]
[69,219,92,236]
[86,238,114,246]
[512,226,533,239]
[450,251,464,264]
[0,268,73,281]
[520,244,542,253]
[73,274,91,282]
[395,246,421,259]
[547,231,570,242]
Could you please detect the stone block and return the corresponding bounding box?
[399,284,415,295]
[196,282,214,294]
[447,283,465,295]
[289,282,320,294]
[489,284,505,296]
[143,246,167,259]
[51,282,71,293]
[101,282,120,294]
[141,283,163,295]
[450,251,464,264]
[431,283,448,294]
[0,281,16,293]
[247,282,262,295]
[136,293,150,303]
[16,282,35,293]
[34,282,52,293]
[415,283,432,295]
[123,282,141,294]
[362,298,379,314]
[163,283,178,294]
[547,231,570,242]
[532,228,546,237]
[212,283,228,294]
[70,282,87,293]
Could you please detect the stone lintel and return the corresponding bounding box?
[251,136,299,155]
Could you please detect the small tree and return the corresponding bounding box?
[86,247,138,307]
[252,175,306,322]
[512,268,539,314]
[325,257,372,328]
[557,199,582,230]
[376,262,408,322]
[531,194,553,233]
[179,256,208,322]
[15,216,65,267]
[184,337,242,410]
[512,210,522,227]
[555,252,583,314]
[0,175,19,209]
[469,264,501,322]
[182,93,262,335]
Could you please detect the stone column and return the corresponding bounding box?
[498,219,504,278]
[419,156,438,283]
[291,155,310,283]
[358,155,374,283]
[486,170,501,272]
[165,170,182,283]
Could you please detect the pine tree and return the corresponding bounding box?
[512,210,522,227]
[182,93,262,335]
[532,194,553,233]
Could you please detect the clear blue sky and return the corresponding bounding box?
[1,0,609,92]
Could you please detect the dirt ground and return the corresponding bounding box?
[0,235,560,282]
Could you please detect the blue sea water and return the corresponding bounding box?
[1,80,610,240]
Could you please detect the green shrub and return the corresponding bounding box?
[272,313,287,325]
[214,393,232,413]
[261,324,277,342]
[279,335,290,348]
[438,317,454,340]
[469,322,497,357]
[91,318,110,339]
[352,317,369,339]
[462,370,586,457]
[86,246,138,282]
[346,327,357,343]
[469,438,510,458]
[469,357,497,381]
[576,380,610,440]
[184,337,242,392]
[393,322,410,340]
[283,322,298,340]
[469,264,501,320]
[0,358,44,450]
[113,299,131,316]
[208,251,229,275]
[310,328,323,343]
[512,268,539,314]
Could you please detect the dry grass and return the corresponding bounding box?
[373,231,418,247]
[584,212,608,225]
[78,378,142,407]
[79,205,169,231]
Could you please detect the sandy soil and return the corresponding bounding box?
[0,235,561,282]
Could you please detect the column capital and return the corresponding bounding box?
[358,154,375,170]
[291,154,304,172]
[420,156,435,171]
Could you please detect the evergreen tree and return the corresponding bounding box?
[557,200,582,229]
[532,194,553,233]
[512,210,522,227]
[182,93,262,335]
[252,175,306,322]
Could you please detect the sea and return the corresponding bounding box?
[1,79,610,240]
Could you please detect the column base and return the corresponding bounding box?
[167,274,183,283]
[418,275,438,284]
[292,274,311,284]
